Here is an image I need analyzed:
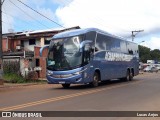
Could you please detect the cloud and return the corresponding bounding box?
[2,0,160,50]
[55,0,160,50]
[143,37,160,50]
[2,0,57,33]
[2,0,24,33]
[51,0,73,6]
[30,0,46,6]
[55,0,160,37]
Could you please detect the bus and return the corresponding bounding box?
[40,28,139,88]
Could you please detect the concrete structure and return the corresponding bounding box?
[2,26,80,79]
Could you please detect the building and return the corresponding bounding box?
[2,26,80,79]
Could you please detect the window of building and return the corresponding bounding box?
[29,39,36,45]
[21,41,24,47]
[36,59,39,67]
[45,37,52,45]
[44,40,50,45]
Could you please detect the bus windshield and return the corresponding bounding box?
[47,36,83,71]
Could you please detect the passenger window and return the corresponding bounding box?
[96,34,121,52]
[96,34,107,51]
[83,44,91,64]
[85,31,96,52]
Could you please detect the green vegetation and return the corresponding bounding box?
[2,61,43,83]
[3,61,20,74]
[3,73,25,83]
[2,60,24,83]
[139,45,160,63]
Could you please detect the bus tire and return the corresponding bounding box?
[90,72,99,87]
[124,70,130,81]
[62,84,70,88]
[130,70,134,81]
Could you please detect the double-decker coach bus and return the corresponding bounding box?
[40,28,139,88]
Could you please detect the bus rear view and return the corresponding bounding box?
[40,28,139,88]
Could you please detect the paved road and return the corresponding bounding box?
[0,72,160,119]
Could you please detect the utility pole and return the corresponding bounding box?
[0,0,3,84]
[0,0,2,59]
[131,30,144,41]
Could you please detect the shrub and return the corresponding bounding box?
[3,73,25,83]
[3,61,20,74]
[25,71,38,82]
[3,61,24,83]
[3,61,40,83]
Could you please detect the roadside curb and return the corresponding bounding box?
[0,82,47,89]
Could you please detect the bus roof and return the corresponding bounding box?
[52,28,134,43]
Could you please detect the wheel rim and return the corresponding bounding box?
[130,72,133,80]
[127,71,130,81]
[93,73,99,86]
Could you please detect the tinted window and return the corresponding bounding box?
[96,33,107,51]
[96,33,121,52]
[120,41,127,53]
[85,31,96,42]
[85,31,96,48]
[105,37,121,51]
[127,42,138,55]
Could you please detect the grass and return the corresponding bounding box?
[3,73,25,83]
[3,73,47,83]
[3,73,47,84]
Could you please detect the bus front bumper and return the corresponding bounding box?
[46,73,90,84]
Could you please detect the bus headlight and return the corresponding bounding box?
[73,71,81,75]
[47,70,52,76]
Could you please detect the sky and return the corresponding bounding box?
[2,0,160,50]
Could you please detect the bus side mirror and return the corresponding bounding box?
[40,46,49,57]
[79,40,92,52]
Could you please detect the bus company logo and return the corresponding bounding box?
[2,112,12,117]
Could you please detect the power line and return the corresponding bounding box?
[17,0,65,28]
[9,0,50,29]
[2,7,12,29]
[2,11,43,30]
[2,20,23,30]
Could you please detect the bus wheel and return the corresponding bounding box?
[62,84,70,88]
[90,72,99,87]
[129,70,134,81]
[124,70,130,81]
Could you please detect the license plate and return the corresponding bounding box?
[59,81,65,84]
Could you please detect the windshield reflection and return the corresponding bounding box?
[47,36,83,71]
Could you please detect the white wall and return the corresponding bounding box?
[24,39,41,51]
[40,37,44,47]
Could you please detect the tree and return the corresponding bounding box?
[139,45,160,63]
[138,45,151,63]
[150,49,160,62]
